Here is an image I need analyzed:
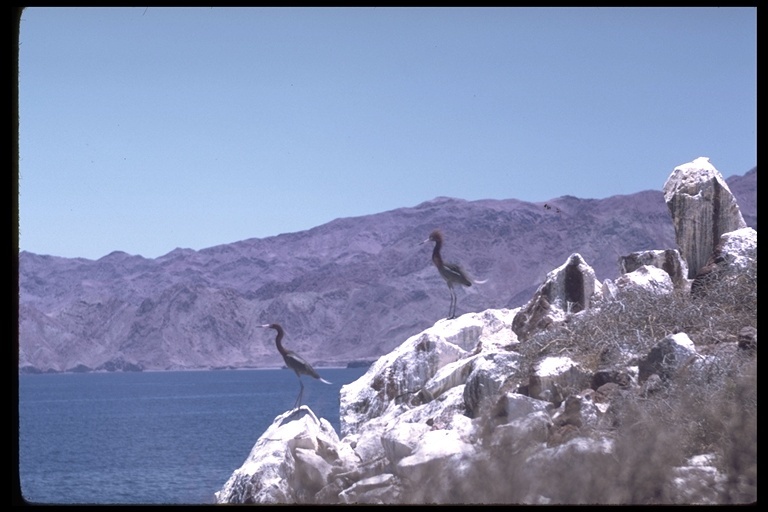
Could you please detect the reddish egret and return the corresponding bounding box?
[421,230,483,319]
[257,323,331,409]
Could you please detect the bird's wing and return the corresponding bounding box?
[285,352,321,379]
[286,351,331,383]
[444,263,473,286]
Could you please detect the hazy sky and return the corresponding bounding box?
[17,7,756,260]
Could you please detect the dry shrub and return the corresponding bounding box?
[520,257,756,372]
[429,257,757,504]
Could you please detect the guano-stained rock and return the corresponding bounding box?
[663,157,747,279]
[512,253,600,341]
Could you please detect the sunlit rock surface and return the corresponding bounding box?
[511,253,600,342]
[339,308,519,438]
[216,162,756,503]
[618,249,689,290]
[614,264,675,296]
[214,406,356,504]
[217,289,754,504]
[663,157,747,279]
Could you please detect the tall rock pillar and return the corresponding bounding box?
[663,157,747,279]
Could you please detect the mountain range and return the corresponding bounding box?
[18,167,756,373]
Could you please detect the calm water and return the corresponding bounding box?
[17,367,369,505]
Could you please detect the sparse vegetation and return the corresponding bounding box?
[521,257,756,372]
[407,258,757,504]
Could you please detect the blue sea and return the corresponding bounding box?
[17,367,369,505]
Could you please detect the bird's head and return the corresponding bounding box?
[421,229,443,245]
[257,323,282,333]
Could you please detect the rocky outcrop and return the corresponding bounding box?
[216,228,755,503]
[339,309,519,438]
[214,407,354,504]
[511,253,599,342]
[216,295,755,503]
[216,225,755,504]
[213,157,755,504]
[603,264,675,300]
[663,157,747,279]
[691,227,757,297]
[618,249,688,290]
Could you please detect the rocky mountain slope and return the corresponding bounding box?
[213,161,756,504]
[17,167,756,373]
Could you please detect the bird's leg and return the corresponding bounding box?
[294,379,304,409]
[447,286,457,319]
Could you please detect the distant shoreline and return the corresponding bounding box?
[18,362,374,376]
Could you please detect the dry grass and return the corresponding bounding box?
[519,257,756,373]
[407,258,757,504]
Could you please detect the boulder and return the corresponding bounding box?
[637,333,697,384]
[528,356,591,406]
[512,253,600,341]
[691,227,757,296]
[462,351,522,417]
[214,406,354,504]
[663,157,747,279]
[339,309,518,437]
[610,264,675,297]
[618,249,689,290]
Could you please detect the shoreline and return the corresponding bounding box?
[18,364,369,376]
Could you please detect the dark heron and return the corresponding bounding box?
[257,323,331,409]
[421,229,484,319]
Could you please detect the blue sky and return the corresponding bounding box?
[17,7,756,260]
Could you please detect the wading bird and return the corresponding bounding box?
[421,229,484,319]
[257,323,331,409]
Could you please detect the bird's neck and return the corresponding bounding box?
[274,330,288,356]
[431,241,444,267]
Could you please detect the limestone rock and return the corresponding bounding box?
[610,264,675,297]
[618,249,689,290]
[691,227,757,296]
[663,157,747,279]
[339,309,518,437]
[337,473,404,504]
[637,333,697,383]
[462,351,522,417]
[528,356,591,406]
[216,216,756,504]
[214,406,353,504]
[512,253,600,341]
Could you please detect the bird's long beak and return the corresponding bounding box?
[419,238,429,245]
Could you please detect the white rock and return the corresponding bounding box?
[717,227,757,270]
[395,428,476,483]
[490,409,553,452]
[380,422,431,465]
[215,406,344,504]
[340,308,519,437]
[338,473,401,504]
[613,264,675,296]
[663,156,747,278]
[529,356,590,404]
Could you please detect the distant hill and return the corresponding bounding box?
[18,169,756,373]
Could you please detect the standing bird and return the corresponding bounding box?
[257,323,331,409]
[421,229,484,319]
